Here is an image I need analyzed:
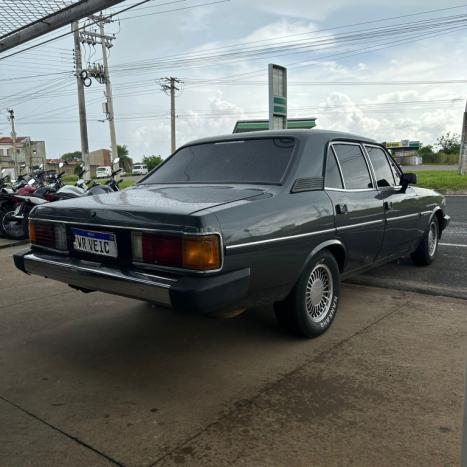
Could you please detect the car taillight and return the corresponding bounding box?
[29,221,67,250]
[132,232,221,271]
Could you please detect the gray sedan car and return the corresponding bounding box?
[14,130,449,338]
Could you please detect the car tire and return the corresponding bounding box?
[274,250,341,338]
[1,209,27,240]
[411,216,439,266]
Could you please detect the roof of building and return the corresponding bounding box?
[0,136,29,144]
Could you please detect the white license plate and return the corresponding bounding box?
[72,228,118,258]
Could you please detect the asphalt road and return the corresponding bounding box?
[0,196,466,466]
[352,196,467,299]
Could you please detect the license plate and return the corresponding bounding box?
[72,228,118,258]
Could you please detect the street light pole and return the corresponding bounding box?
[7,108,18,177]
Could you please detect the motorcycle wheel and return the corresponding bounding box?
[0,209,28,240]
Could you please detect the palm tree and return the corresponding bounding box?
[117,144,133,173]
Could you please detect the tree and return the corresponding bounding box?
[61,150,82,162]
[142,155,163,171]
[418,144,435,163]
[117,144,133,173]
[436,132,461,154]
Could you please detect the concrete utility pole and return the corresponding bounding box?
[161,77,183,153]
[99,19,118,163]
[72,21,90,181]
[459,101,467,175]
[7,108,18,177]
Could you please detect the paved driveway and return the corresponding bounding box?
[0,241,466,466]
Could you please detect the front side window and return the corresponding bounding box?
[142,138,296,185]
[332,144,372,190]
[365,146,396,188]
[325,148,343,189]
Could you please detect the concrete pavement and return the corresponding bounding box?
[0,244,466,466]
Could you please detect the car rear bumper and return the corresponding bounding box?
[13,249,250,314]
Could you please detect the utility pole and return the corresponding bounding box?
[161,77,183,153]
[459,100,467,175]
[99,19,118,163]
[81,17,118,164]
[7,108,17,177]
[72,21,90,181]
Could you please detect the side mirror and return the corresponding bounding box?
[59,162,64,169]
[114,157,120,165]
[1,169,5,175]
[28,179,35,186]
[400,173,416,193]
[39,163,44,169]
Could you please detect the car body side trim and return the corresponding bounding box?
[336,219,384,231]
[226,227,336,250]
[386,213,420,223]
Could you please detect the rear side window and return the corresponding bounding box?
[365,146,396,187]
[325,148,343,189]
[143,138,295,185]
[332,144,372,190]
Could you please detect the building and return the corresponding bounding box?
[89,149,111,178]
[0,136,46,174]
[384,140,422,166]
[233,118,317,133]
[45,159,81,176]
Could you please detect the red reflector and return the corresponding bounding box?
[142,234,182,267]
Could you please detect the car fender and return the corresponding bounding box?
[426,205,449,233]
[298,239,347,279]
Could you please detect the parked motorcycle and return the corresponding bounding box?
[1,159,122,240]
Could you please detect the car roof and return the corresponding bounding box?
[181,129,377,147]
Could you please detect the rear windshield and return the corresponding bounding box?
[142,137,296,185]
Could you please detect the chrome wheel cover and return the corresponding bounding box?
[428,220,438,257]
[305,263,334,323]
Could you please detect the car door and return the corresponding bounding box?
[363,144,420,258]
[324,142,385,273]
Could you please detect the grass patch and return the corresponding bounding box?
[415,170,467,192]
[63,178,136,190]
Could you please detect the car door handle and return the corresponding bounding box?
[384,201,393,211]
[336,203,348,215]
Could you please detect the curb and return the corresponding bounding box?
[347,277,467,302]
[0,239,29,250]
[438,191,467,196]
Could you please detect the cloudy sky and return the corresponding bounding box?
[1,0,467,161]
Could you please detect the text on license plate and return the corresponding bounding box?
[71,228,118,257]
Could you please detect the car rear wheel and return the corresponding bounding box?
[411,216,439,266]
[274,250,341,338]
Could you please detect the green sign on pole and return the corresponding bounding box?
[269,64,287,130]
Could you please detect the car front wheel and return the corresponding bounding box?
[411,216,439,266]
[274,250,341,338]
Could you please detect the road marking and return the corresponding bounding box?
[440,243,467,248]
